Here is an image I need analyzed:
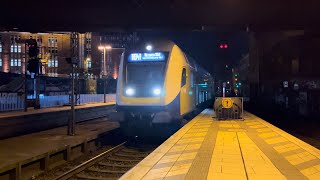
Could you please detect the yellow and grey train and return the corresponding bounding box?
[114,40,214,125]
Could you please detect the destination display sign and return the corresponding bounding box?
[128,52,166,62]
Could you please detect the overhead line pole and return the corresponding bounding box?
[24,43,28,112]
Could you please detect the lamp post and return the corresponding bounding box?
[98,46,125,102]
[98,45,111,103]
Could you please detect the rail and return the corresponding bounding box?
[56,142,127,180]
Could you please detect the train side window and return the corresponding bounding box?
[190,72,194,88]
[181,68,186,87]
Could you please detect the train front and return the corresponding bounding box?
[115,43,173,124]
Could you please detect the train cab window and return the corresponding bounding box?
[181,68,187,87]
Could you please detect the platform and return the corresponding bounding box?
[0,102,114,119]
[121,109,320,180]
[0,102,115,139]
[0,118,119,179]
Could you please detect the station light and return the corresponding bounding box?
[98,45,112,50]
[146,45,152,51]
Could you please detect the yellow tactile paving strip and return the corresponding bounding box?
[121,110,320,180]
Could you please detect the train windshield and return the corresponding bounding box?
[126,62,166,85]
[124,51,168,97]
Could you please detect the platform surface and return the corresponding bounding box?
[0,102,115,119]
[0,118,119,171]
[121,109,320,180]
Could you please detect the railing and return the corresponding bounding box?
[0,94,116,112]
[0,96,24,112]
[79,94,116,104]
[40,95,70,108]
[40,94,116,108]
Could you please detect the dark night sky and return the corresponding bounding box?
[140,31,249,78]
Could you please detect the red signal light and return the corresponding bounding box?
[219,44,228,49]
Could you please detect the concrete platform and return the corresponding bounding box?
[0,118,119,179]
[0,102,114,119]
[121,109,320,180]
[0,102,115,139]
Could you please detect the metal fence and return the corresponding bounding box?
[0,94,116,111]
[0,96,24,112]
[40,95,70,108]
[40,94,116,108]
[79,94,116,104]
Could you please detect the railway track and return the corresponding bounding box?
[56,142,155,180]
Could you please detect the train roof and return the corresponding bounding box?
[126,39,213,79]
[126,39,175,52]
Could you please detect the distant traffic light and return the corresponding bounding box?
[27,39,38,58]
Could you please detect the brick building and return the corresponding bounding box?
[0,32,72,76]
[0,31,139,79]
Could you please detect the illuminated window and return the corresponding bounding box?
[87,60,92,68]
[0,58,2,66]
[48,56,58,67]
[18,45,21,53]
[10,59,21,66]
[54,56,58,67]
[10,45,21,53]
[48,59,52,67]
[0,44,2,52]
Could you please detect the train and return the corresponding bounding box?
[112,40,214,127]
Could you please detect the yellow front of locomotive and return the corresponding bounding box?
[116,43,173,118]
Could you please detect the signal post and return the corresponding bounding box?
[65,57,78,136]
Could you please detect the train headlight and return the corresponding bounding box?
[153,88,161,95]
[125,88,135,96]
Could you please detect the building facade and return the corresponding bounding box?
[0,32,72,76]
[95,32,139,79]
[0,31,140,79]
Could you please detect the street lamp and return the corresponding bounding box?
[98,45,112,103]
[98,45,125,103]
